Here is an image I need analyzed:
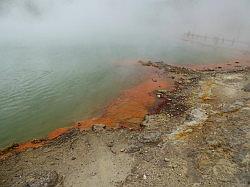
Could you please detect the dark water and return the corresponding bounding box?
[0,40,235,148]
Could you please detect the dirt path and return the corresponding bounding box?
[0,62,249,187]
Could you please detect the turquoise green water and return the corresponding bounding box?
[0,41,234,148]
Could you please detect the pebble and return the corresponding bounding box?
[24,171,59,187]
[157,89,167,94]
[184,128,193,133]
[222,101,244,113]
[107,141,114,147]
[138,132,162,143]
[192,183,201,187]
[242,83,250,92]
[90,172,97,176]
[125,143,143,153]
[92,124,106,132]
[164,158,170,162]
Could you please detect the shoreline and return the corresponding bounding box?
[0,62,173,158]
[0,60,248,158]
[0,61,249,186]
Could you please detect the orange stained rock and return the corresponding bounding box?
[77,77,172,130]
[47,127,70,140]
[15,141,44,152]
[0,128,70,158]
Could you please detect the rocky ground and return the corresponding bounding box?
[0,62,249,187]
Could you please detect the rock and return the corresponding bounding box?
[138,132,161,143]
[9,143,19,149]
[241,153,250,166]
[222,101,244,113]
[168,163,178,168]
[242,83,250,92]
[164,158,170,162]
[90,172,97,176]
[138,60,152,66]
[213,159,238,182]
[92,124,106,132]
[107,141,114,147]
[185,108,208,125]
[142,153,154,162]
[71,157,76,160]
[184,128,193,133]
[120,148,125,152]
[206,139,221,148]
[125,143,143,153]
[31,139,45,144]
[143,174,147,180]
[141,114,169,130]
[192,183,201,187]
[157,89,168,94]
[24,171,59,187]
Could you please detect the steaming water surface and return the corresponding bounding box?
[0,41,234,148]
[1,0,249,148]
[0,43,147,148]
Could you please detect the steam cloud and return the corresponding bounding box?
[0,0,250,44]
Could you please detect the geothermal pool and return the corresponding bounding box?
[0,41,235,148]
[1,0,248,148]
